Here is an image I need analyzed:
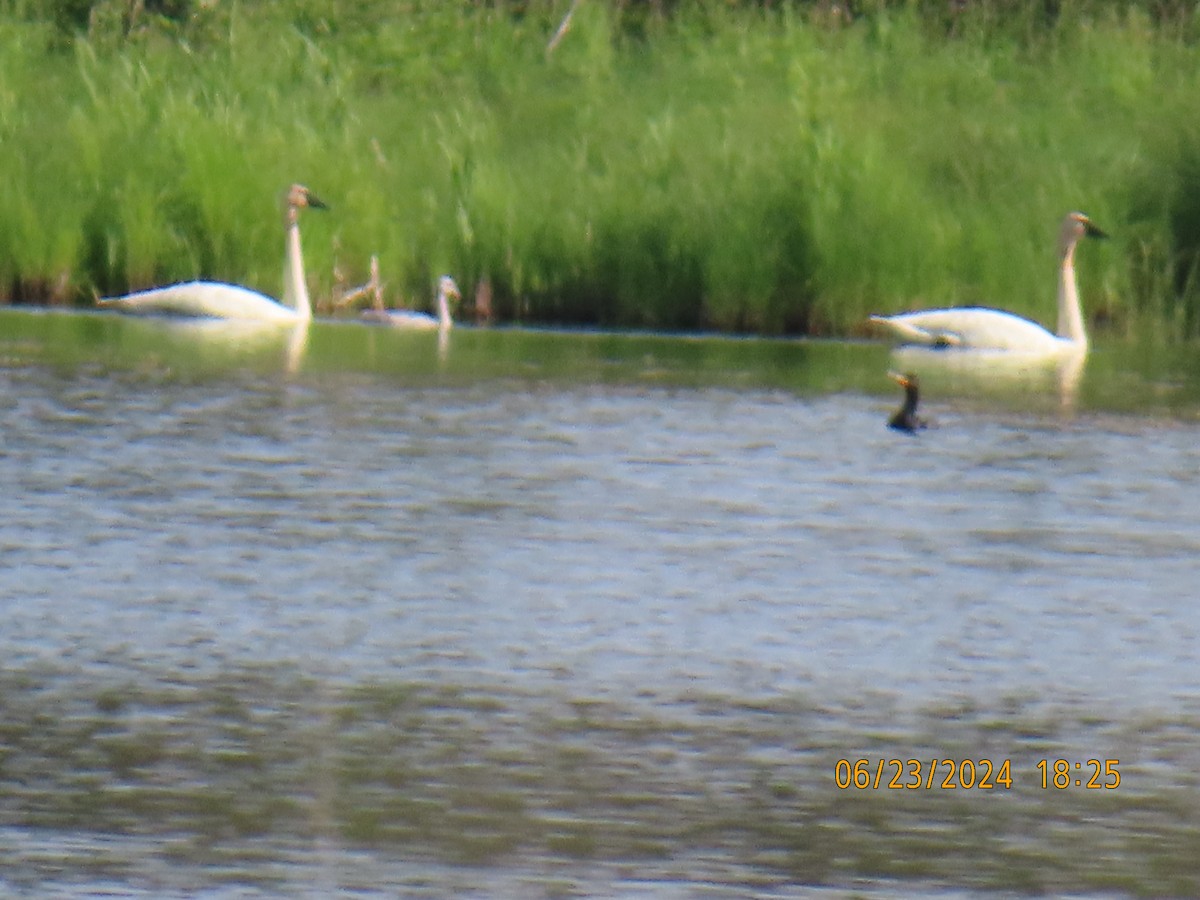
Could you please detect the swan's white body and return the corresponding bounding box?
[99,184,325,323]
[870,212,1106,357]
[363,275,461,331]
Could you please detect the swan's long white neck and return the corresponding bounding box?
[282,218,312,321]
[435,286,453,330]
[1056,239,1086,347]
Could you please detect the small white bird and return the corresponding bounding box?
[98,184,327,323]
[363,275,461,331]
[869,212,1107,356]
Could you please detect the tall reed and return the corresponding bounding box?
[2,1,1200,337]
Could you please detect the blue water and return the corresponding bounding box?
[3,311,1200,897]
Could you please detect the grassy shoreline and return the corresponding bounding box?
[2,1,1200,338]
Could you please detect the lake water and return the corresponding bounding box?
[3,309,1200,898]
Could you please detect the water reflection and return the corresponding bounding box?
[165,318,312,373]
[888,344,1087,412]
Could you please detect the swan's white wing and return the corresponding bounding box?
[100,281,298,322]
[869,314,963,347]
[870,308,1063,354]
[362,309,440,330]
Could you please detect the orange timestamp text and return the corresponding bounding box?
[834,758,1121,790]
[1036,758,1120,789]
[835,758,1012,790]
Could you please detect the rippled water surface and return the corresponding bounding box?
[4,310,1200,898]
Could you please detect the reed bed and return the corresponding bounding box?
[2,1,1200,337]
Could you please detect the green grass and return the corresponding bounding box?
[3,1,1200,337]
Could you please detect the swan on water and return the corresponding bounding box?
[336,254,382,311]
[362,274,461,331]
[886,371,928,433]
[869,212,1107,355]
[98,184,327,322]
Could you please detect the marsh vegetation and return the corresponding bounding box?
[3,0,1200,337]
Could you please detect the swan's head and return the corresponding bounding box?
[1060,212,1106,257]
[437,275,462,304]
[284,184,328,223]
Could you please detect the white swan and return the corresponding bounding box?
[869,212,1106,355]
[98,184,327,322]
[363,275,461,330]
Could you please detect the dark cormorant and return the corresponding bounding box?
[887,371,928,433]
